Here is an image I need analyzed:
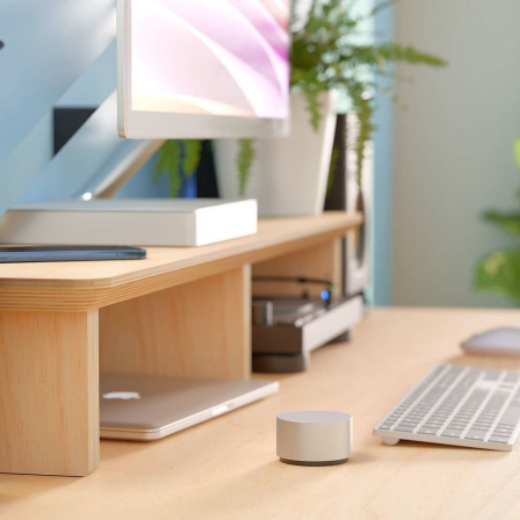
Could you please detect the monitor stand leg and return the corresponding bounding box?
[0,310,100,477]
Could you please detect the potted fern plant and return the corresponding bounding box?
[214,0,446,216]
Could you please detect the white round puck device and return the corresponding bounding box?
[276,410,353,466]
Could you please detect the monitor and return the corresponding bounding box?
[117,0,290,139]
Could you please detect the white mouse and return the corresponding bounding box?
[461,327,520,356]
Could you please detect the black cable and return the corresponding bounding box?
[253,276,334,287]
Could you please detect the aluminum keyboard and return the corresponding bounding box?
[373,365,520,451]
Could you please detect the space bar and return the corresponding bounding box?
[497,405,520,426]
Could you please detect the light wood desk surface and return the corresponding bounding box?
[2,307,520,520]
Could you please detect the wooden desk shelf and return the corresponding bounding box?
[0,212,361,477]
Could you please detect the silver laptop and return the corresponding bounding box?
[100,373,279,441]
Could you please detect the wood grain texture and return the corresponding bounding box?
[0,310,99,477]
[3,308,520,518]
[252,237,342,298]
[0,212,361,311]
[100,266,251,379]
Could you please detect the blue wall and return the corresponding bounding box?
[371,5,395,306]
[0,1,169,216]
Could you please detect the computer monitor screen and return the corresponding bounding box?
[118,0,290,139]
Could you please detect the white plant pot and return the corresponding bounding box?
[214,90,338,217]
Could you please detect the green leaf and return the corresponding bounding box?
[327,146,340,196]
[155,140,182,196]
[347,79,376,185]
[302,87,322,131]
[237,139,255,196]
[182,140,202,178]
[483,211,520,241]
[372,43,447,68]
[154,140,202,197]
[515,138,520,169]
[475,249,520,304]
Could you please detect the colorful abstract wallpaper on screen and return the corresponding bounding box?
[130,0,289,119]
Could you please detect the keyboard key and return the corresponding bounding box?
[497,405,520,426]
[464,430,487,441]
[418,427,439,435]
[484,371,500,381]
[441,429,463,438]
[488,436,510,444]
[494,427,514,434]
[394,425,416,433]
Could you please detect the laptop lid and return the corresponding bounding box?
[100,373,278,440]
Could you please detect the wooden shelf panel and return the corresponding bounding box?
[0,309,99,476]
[100,266,252,380]
[0,212,361,311]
